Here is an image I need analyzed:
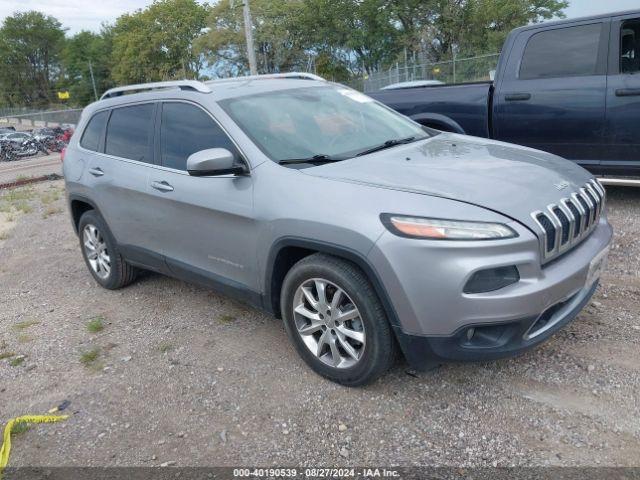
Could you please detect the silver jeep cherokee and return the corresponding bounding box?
[64,73,613,386]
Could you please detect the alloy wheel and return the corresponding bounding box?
[83,224,111,280]
[292,278,366,369]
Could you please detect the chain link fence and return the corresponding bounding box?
[348,53,500,92]
[0,108,82,129]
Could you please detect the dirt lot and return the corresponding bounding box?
[0,180,639,467]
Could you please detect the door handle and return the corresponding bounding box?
[88,167,104,177]
[504,92,531,101]
[615,88,640,97]
[151,180,174,192]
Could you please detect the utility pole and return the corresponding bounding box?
[242,0,258,75]
[88,60,98,101]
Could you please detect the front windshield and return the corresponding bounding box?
[220,85,431,162]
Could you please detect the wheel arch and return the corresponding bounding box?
[410,113,465,134]
[264,237,400,329]
[68,194,102,234]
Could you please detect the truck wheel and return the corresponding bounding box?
[78,210,137,290]
[281,253,397,386]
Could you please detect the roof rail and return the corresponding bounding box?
[100,80,211,100]
[205,72,325,85]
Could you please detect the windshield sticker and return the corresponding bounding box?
[337,89,373,103]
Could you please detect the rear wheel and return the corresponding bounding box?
[78,210,138,290]
[281,253,396,386]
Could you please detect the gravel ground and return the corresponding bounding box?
[0,153,62,185]
[0,180,639,467]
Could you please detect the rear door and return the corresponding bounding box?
[603,14,640,170]
[493,21,610,166]
[82,102,167,271]
[145,101,258,294]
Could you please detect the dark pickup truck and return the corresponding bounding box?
[371,10,640,176]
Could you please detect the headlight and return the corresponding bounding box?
[380,214,518,240]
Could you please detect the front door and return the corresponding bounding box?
[603,14,640,171]
[146,101,258,296]
[493,21,610,167]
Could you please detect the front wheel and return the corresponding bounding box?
[281,253,397,386]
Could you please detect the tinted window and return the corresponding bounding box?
[621,20,640,74]
[520,24,602,79]
[80,111,108,152]
[160,102,238,170]
[105,104,155,162]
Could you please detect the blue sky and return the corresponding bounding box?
[0,0,638,35]
[564,0,638,19]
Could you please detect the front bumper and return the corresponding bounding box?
[394,280,598,369]
[368,216,613,367]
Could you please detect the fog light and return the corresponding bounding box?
[463,266,520,294]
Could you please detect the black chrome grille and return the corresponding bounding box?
[552,207,570,245]
[565,200,582,237]
[537,213,556,251]
[532,179,605,262]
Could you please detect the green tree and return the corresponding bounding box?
[196,0,309,77]
[110,0,209,84]
[0,11,66,107]
[297,0,402,75]
[62,29,113,105]
[385,0,568,61]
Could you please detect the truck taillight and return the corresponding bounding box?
[60,148,66,163]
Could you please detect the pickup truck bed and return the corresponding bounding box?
[372,82,492,138]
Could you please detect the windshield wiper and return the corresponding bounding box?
[355,136,417,157]
[278,154,344,165]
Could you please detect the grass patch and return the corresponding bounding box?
[2,187,35,203]
[0,352,16,360]
[42,206,62,218]
[80,347,101,369]
[158,342,174,353]
[0,202,11,213]
[86,316,105,333]
[0,231,9,241]
[217,314,236,324]
[12,320,40,330]
[15,174,31,182]
[13,201,32,214]
[9,356,25,367]
[10,422,30,436]
[40,190,61,205]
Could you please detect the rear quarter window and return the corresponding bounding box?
[80,111,108,152]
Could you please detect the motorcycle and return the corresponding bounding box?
[37,134,66,153]
[0,139,17,162]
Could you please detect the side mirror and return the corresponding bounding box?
[187,148,247,176]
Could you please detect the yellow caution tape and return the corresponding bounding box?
[0,414,68,476]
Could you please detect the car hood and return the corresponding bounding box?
[303,133,594,231]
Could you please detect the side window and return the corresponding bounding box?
[621,19,640,74]
[105,104,155,162]
[160,102,239,171]
[520,24,603,79]
[80,111,108,152]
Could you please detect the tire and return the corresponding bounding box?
[78,210,137,290]
[281,253,397,386]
